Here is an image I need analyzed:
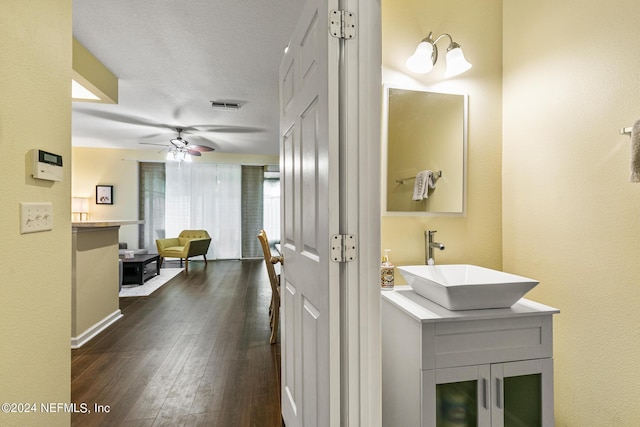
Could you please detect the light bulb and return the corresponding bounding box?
[444,46,472,77]
[406,41,434,74]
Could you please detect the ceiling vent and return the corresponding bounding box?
[210,100,243,111]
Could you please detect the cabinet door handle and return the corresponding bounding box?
[496,378,503,409]
[482,378,489,409]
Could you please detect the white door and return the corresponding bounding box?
[279,0,341,425]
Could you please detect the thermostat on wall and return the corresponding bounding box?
[32,149,63,182]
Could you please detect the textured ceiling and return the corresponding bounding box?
[72,0,304,155]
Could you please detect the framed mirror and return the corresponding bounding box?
[382,85,467,215]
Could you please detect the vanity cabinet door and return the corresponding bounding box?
[423,359,553,427]
[491,358,554,427]
[423,365,492,427]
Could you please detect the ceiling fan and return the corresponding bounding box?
[141,127,215,161]
[167,127,215,155]
[73,109,266,154]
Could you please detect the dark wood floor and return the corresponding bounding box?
[71,259,281,427]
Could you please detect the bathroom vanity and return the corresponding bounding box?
[381,287,559,426]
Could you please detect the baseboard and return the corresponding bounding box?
[71,309,123,349]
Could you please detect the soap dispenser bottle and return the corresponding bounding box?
[380,249,394,291]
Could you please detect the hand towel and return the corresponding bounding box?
[412,170,428,201]
[426,170,437,191]
[412,170,437,201]
[631,119,640,183]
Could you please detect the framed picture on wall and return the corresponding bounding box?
[96,185,114,205]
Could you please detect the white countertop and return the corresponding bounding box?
[72,220,144,229]
[382,285,559,323]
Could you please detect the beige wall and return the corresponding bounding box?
[71,228,120,339]
[383,0,640,423]
[0,1,72,426]
[72,147,278,248]
[72,148,139,246]
[503,0,640,424]
[381,0,503,272]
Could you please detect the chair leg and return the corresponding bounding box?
[269,298,275,328]
[270,302,279,344]
[185,258,188,273]
[203,254,207,264]
[158,257,164,268]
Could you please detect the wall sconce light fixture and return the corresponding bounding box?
[406,31,472,77]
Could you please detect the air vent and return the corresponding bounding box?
[210,100,242,110]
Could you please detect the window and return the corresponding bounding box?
[263,173,280,244]
[139,162,278,259]
[165,162,242,259]
[138,162,165,251]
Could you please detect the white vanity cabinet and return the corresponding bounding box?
[382,287,559,427]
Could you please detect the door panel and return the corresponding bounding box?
[279,0,340,425]
[491,359,554,427]
[282,126,296,246]
[302,297,320,426]
[300,97,319,260]
[425,365,491,427]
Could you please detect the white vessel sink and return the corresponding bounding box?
[397,264,539,310]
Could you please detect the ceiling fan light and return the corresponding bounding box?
[166,151,175,161]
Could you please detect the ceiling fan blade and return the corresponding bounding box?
[140,142,170,147]
[185,125,265,133]
[172,105,186,121]
[139,132,166,139]
[187,144,215,152]
[187,135,220,147]
[75,109,175,130]
[187,150,202,156]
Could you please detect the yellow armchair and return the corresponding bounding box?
[156,230,211,273]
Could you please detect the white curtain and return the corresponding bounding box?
[263,178,281,243]
[165,162,242,259]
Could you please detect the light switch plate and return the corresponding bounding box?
[20,202,53,234]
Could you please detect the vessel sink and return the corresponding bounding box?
[397,264,539,310]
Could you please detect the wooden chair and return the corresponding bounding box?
[257,230,283,344]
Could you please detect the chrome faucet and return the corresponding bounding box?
[425,230,445,265]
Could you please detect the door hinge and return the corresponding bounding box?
[330,10,356,40]
[331,234,357,263]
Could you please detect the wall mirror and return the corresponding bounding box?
[382,85,467,215]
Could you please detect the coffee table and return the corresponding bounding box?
[121,254,160,286]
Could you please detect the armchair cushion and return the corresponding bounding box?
[156,237,184,257]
